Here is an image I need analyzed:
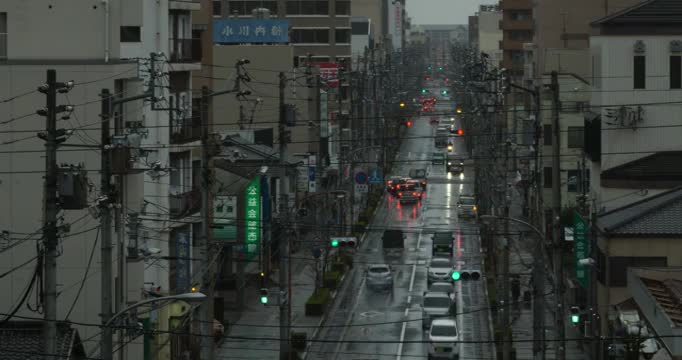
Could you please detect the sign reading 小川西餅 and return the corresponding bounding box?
[244,177,262,260]
[573,212,588,288]
[213,19,289,43]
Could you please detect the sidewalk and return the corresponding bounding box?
[507,191,587,359]
[217,233,325,359]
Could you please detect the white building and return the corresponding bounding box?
[0,1,201,359]
[588,0,682,212]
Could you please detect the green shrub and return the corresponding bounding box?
[323,271,342,290]
[306,288,330,305]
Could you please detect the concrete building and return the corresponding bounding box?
[476,5,502,67]
[0,0,203,359]
[498,0,533,77]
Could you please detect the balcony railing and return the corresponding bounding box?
[499,19,533,31]
[170,116,201,144]
[169,38,202,63]
[499,39,526,51]
[169,189,201,218]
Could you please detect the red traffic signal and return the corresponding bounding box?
[456,129,464,136]
[406,120,413,127]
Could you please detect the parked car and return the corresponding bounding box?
[422,291,455,329]
[457,195,478,219]
[428,318,460,359]
[365,264,394,290]
[428,257,455,285]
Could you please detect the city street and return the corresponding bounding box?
[306,91,494,359]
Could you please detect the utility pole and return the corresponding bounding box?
[532,86,545,360]
[199,86,215,360]
[278,71,291,359]
[42,69,59,360]
[502,141,512,360]
[551,70,566,360]
[100,88,114,360]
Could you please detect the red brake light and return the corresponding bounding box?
[398,192,403,197]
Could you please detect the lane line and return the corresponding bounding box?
[408,263,417,293]
[396,317,408,360]
[332,276,365,360]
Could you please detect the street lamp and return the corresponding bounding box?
[102,292,207,360]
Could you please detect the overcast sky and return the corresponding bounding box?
[406,0,490,25]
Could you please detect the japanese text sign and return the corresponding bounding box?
[213,19,289,43]
[573,212,588,288]
[244,177,262,260]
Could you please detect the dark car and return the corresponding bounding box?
[386,176,407,194]
[382,229,405,249]
[432,232,454,256]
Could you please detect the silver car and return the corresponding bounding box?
[428,257,454,285]
[365,264,393,290]
[422,291,455,329]
[457,195,477,219]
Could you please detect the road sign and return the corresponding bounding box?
[355,184,369,193]
[354,171,368,184]
[368,168,383,184]
[574,212,588,288]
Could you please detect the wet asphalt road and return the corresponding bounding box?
[306,90,494,360]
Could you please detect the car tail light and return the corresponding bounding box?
[398,192,403,197]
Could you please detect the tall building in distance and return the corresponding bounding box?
[498,0,533,78]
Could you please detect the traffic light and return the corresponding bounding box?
[399,101,406,108]
[427,65,432,70]
[442,90,448,95]
[259,271,266,288]
[456,129,464,136]
[451,271,461,281]
[425,76,431,81]
[458,270,481,281]
[421,89,427,94]
[456,107,463,114]
[260,288,269,304]
[406,120,413,127]
[438,67,443,71]
[331,237,357,248]
[570,306,580,324]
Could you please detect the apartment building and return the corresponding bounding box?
[477,5,503,66]
[498,0,533,77]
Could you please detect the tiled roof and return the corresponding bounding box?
[640,277,682,327]
[597,186,682,235]
[0,321,86,360]
[592,0,682,25]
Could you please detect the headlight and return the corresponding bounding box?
[473,205,478,211]
[448,162,452,165]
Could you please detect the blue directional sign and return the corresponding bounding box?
[213,19,290,44]
[368,168,383,184]
[354,171,368,185]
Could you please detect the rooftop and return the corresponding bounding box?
[592,0,682,25]
[597,186,682,236]
[640,277,682,327]
[0,321,86,360]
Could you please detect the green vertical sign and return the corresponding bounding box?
[574,212,588,288]
[245,177,261,260]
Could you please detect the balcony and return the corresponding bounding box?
[169,189,201,219]
[499,0,532,10]
[171,116,201,144]
[169,0,200,11]
[169,38,202,63]
[499,19,533,31]
[499,39,525,51]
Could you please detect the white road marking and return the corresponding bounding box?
[406,295,412,306]
[408,263,417,292]
[396,317,408,360]
[333,276,365,360]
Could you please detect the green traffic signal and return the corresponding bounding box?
[442,90,448,95]
[451,271,461,281]
[421,89,427,94]
[331,239,339,247]
[260,296,268,304]
[571,314,579,323]
[438,67,443,71]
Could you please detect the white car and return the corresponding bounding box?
[422,291,454,329]
[365,264,393,290]
[428,257,454,285]
[428,318,460,359]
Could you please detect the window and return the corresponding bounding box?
[335,28,350,44]
[543,167,552,188]
[567,126,584,148]
[543,124,552,146]
[213,0,222,16]
[567,170,579,192]
[510,11,531,20]
[291,28,329,43]
[229,1,278,15]
[0,12,6,59]
[634,55,646,89]
[335,1,351,15]
[286,1,328,15]
[670,56,681,89]
[120,26,141,42]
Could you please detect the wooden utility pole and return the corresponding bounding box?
[278,72,291,359]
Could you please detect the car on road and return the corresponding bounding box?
[365,264,393,290]
[427,257,455,285]
[432,152,445,165]
[457,195,478,219]
[382,229,405,249]
[429,282,455,300]
[446,155,464,174]
[386,176,407,194]
[397,185,424,204]
[430,117,440,124]
[421,291,455,329]
[408,168,428,189]
[432,232,454,257]
[428,318,460,359]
